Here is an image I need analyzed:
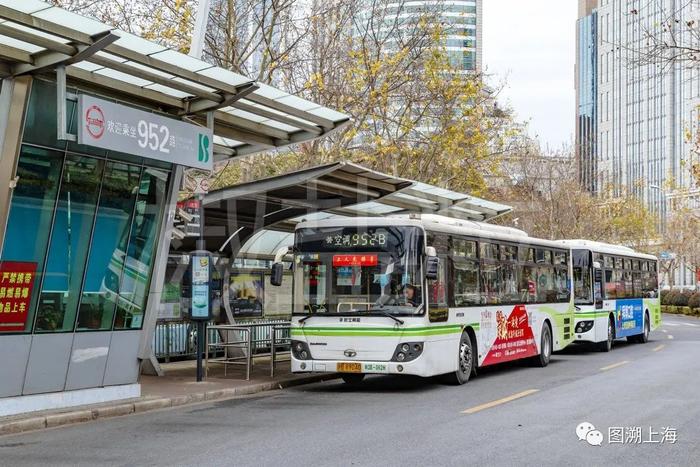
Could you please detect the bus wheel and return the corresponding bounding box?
[629,312,650,344]
[597,316,614,352]
[531,322,552,367]
[443,332,473,385]
[341,373,365,385]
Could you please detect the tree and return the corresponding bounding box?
[207,0,516,196]
[56,0,518,199]
[51,0,195,52]
[490,142,659,247]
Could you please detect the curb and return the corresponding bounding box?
[0,373,338,437]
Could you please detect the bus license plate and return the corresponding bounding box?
[337,362,361,373]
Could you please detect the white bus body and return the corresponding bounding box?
[555,240,660,351]
[280,215,576,384]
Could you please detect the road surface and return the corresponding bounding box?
[1,314,698,466]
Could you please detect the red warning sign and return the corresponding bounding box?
[482,304,539,366]
[0,261,37,332]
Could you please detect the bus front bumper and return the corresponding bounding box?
[291,357,428,377]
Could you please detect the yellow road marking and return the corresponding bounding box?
[462,389,539,414]
[652,344,665,352]
[600,360,629,371]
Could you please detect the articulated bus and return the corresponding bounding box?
[271,215,576,384]
[555,240,660,352]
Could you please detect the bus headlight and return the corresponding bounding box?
[575,321,594,334]
[291,340,311,360]
[392,342,424,362]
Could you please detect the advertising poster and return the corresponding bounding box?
[158,281,182,320]
[229,272,264,317]
[482,305,539,366]
[191,255,210,320]
[615,298,643,337]
[0,261,37,332]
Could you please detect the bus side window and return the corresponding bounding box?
[428,259,447,306]
[427,233,449,306]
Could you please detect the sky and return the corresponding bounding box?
[483,0,578,150]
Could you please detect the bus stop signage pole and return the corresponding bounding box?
[190,202,211,381]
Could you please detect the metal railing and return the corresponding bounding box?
[153,318,291,362]
[205,322,292,380]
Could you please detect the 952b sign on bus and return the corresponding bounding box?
[78,95,213,170]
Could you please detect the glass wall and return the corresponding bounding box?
[0,79,171,335]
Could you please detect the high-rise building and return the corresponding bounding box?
[387,1,482,73]
[575,0,598,194]
[576,0,700,287]
[577,0,700,214]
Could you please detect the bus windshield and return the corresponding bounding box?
[293,226,424,316]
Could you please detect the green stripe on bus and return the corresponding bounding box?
[575,311,612,319]
[290,323,479,337]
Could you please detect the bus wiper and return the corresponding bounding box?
[366,306,404,325]
[298,313,314,324]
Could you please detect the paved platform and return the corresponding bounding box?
[0,357,336,436]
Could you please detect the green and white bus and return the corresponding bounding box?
[270,215,575,384]
[555,240,660,352]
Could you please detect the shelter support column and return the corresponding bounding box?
[139,165,184,376]
[0,76,31,254]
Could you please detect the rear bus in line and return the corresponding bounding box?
[555,240,661,352]
[270,215,576,385]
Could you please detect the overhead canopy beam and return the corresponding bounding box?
[0,3,352,159]
[12,30,120,76]
[184,82,260,115]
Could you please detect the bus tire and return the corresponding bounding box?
[531,322,552,367]
[341,374,365,385]
[596,316,614,352]
[629,311,650,344]
[443,332,474,385]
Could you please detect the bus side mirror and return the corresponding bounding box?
[270,263,284,287]
[426,246,439,280]
[270,245,291,287]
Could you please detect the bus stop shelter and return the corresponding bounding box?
[0,0,349,416]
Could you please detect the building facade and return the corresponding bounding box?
[575,1,598,194]
[577,0,700,210]
[575,0,700,287]
[387,0,482,73]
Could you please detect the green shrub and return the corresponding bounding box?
[673,291,691,307]
[660,290,671,305]
[666,291,679,306]
[688,292,700,310]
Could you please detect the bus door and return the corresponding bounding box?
[593,265,603,310]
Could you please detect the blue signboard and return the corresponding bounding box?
[615,298,643,337]
[190,254,211,320]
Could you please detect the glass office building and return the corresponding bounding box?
[575,10,598,193]
[384,0,482,73]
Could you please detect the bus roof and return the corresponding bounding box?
[553,239,657,261]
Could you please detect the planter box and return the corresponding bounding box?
[693,308,700,316]
[660,305,668,313]
[668,306,678,313]
[681,307,692,315]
